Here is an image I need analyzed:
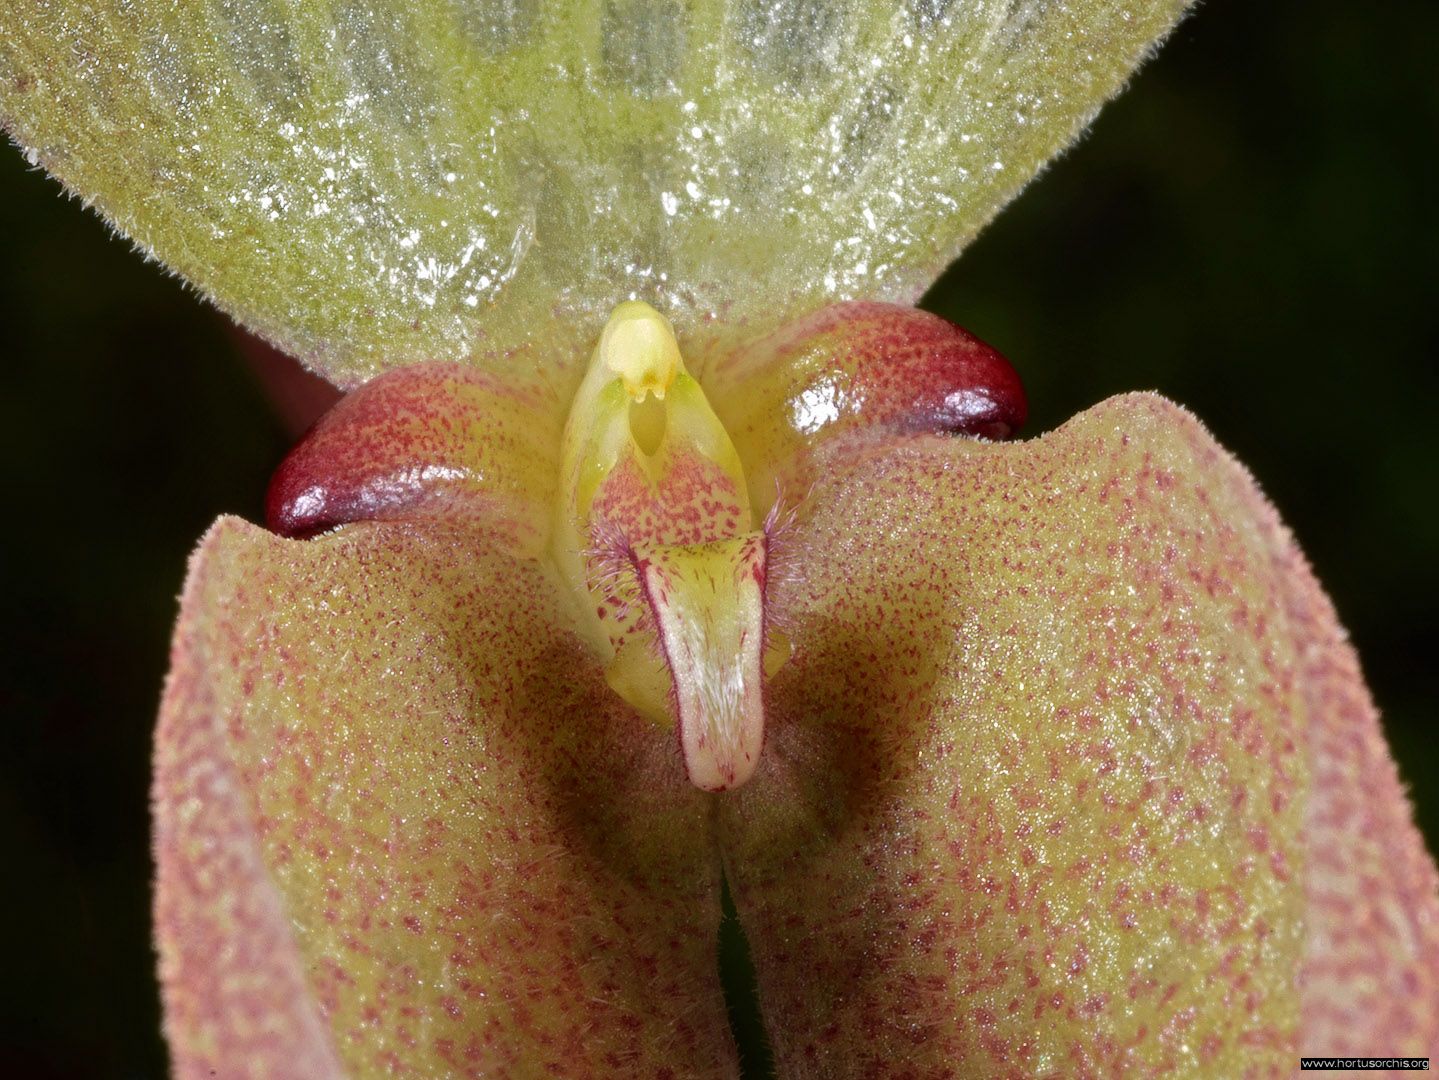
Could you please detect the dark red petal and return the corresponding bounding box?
[264,362,561,545]
[798,301,1028,439]
[705,302,1027,512]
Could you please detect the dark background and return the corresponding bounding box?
[2,1,1434,1075]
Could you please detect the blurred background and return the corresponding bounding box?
[1,0,1434,1074]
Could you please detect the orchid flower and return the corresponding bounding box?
[2,2,1434,1075]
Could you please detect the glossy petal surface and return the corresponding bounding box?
[719,394,1439,1076]
[266,362,562,545]
[705,300,1028,516]
[2,1,1187,384]
[154,517,736,1077]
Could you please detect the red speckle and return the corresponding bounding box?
[265,363,550,540]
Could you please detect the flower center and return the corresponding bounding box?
[553,301,777,792]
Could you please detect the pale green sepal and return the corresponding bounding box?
[1,1,1190,386]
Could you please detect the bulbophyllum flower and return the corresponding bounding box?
[2,1,1434,1076]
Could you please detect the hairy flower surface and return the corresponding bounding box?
[2,1,1435,1077]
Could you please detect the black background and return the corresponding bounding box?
[2,1,1434,1074]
